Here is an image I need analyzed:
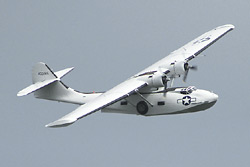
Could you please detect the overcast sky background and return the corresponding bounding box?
[1,1,250,166]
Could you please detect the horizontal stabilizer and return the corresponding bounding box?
[17,78,58,96]
[55,67,74,79]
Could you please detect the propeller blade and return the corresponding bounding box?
[162,76,168,90]
[183,64,198,82]
[183,69,189,82]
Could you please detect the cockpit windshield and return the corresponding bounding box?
[180,86,197,94]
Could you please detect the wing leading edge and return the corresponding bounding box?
[136,24,235,76]
[46,79,147,127]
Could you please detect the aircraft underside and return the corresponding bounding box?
[102,87,218,116]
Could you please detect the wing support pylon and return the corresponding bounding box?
[135,89,154,107]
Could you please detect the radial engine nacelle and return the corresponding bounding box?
[147,72,166,88]
[146,61,192,88]
[168,61,188,77]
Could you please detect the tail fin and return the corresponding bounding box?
[32,62,57,84]
[17,62,74,97]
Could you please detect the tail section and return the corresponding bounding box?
[18,62,72,96]
[17,62,90,105]
[17,62,59,96]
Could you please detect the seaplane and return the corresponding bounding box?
[17,24,234,128]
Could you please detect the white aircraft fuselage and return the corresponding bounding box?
[35,84,218,116]
[103,87,218,116]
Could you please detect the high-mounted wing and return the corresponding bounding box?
[46,79,147,127]
[136,24,235,76]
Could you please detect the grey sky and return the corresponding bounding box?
[1,0,250,166]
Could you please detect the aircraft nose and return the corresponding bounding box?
[210,92,218,102]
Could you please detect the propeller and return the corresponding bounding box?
[162,75,169,91]
[161,75,170,97]
[159,67,170,91]
[183,63,198,82]
[155,67,170,94]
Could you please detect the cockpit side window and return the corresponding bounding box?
[180,89,189,94]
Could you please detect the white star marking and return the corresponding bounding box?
[182,96,191,105]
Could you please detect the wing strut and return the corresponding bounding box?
[135,89,154,107]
